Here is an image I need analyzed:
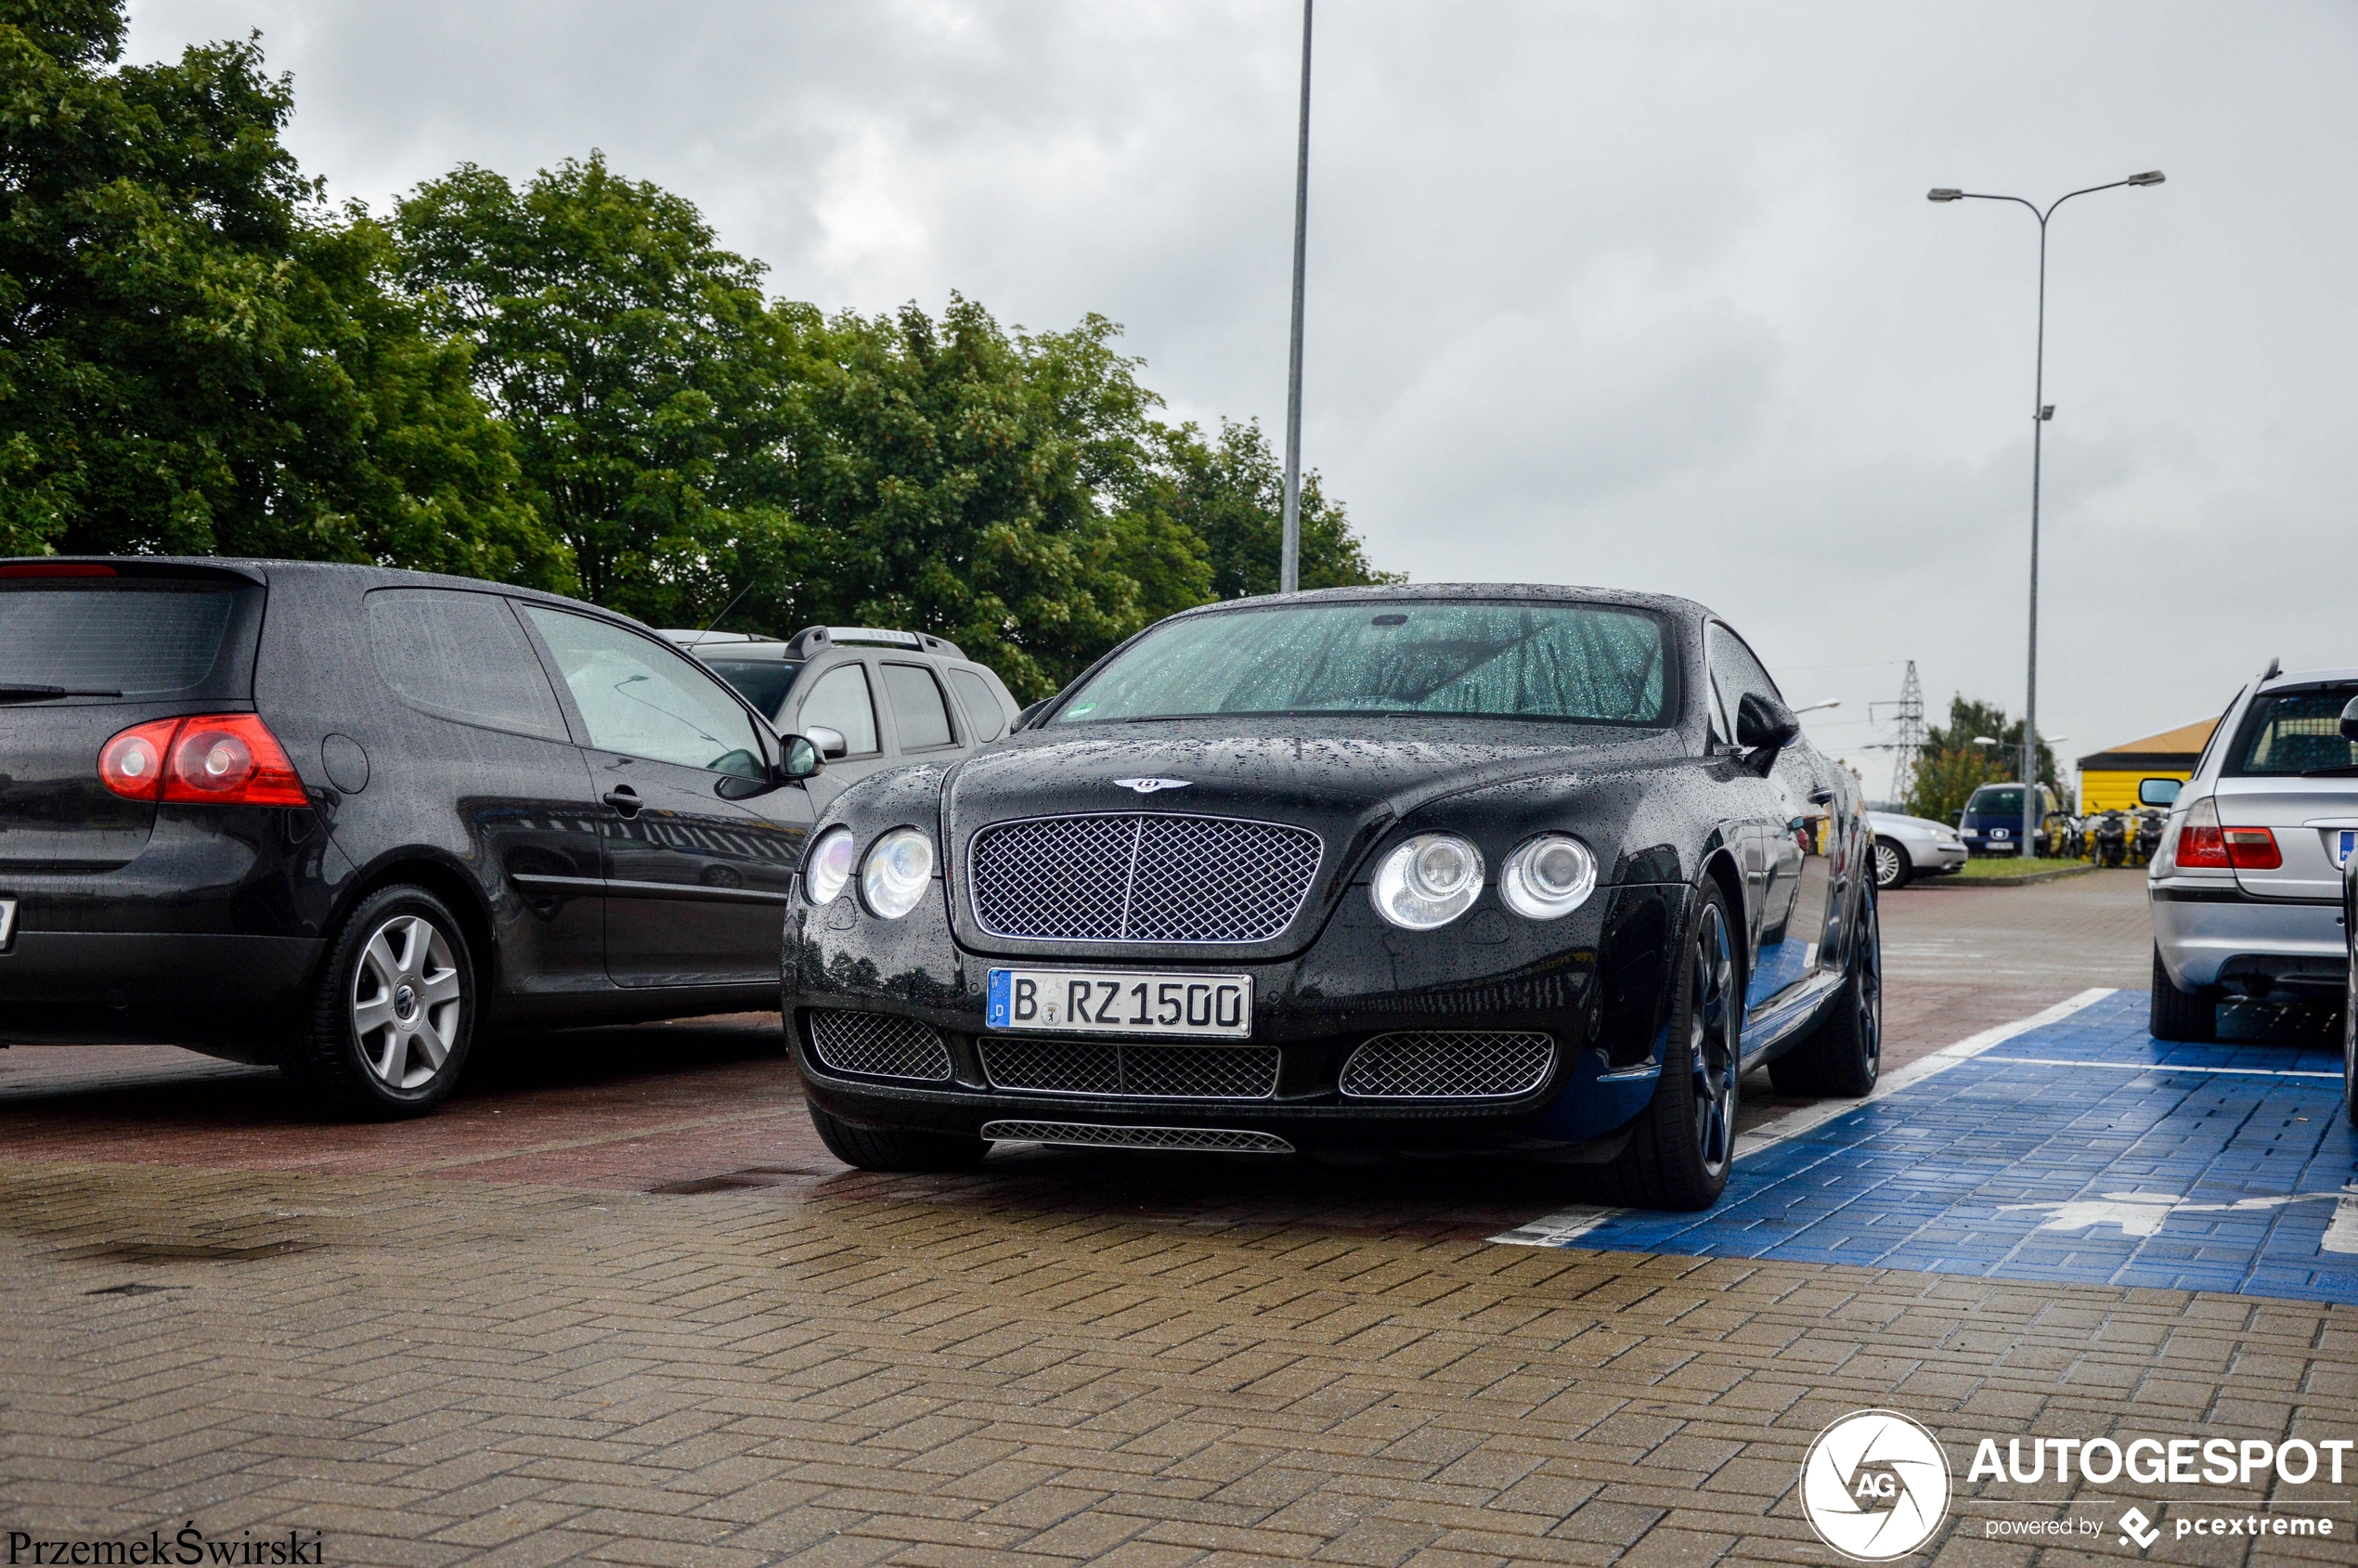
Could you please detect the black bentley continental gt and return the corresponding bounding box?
[785,585,1880,1210]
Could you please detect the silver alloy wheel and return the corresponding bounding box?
[1872,839,1904,890]
[1689,901,1738,1179]
[351,914,464,1091]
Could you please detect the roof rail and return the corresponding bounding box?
[784,625,966,660]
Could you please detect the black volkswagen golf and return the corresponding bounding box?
[788,585,1880,1211]
[0,557,826,1116]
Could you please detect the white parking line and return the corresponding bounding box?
[1491,987,2117,1248]
[2325,1196,2358,1256]
[1979,1055,2341,1081]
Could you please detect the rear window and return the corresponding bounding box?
[2225,686,2358,776]
[0,579,249,696]
[366,589,568,740]
[704,659,802,720]
[947,667,1007,741]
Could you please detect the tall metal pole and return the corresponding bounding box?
[2023,216,2047,860]
[1926,171,2162,858]
[1278,0,1312,595]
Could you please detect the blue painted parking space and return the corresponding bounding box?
[1501,991,2358,1305]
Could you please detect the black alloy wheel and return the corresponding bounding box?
[1602,883,1740,1211]
[2343,952,2356,1131]
[1872,837,1911,891]
[1768,889,1882,1097]
[284,884,477,1119]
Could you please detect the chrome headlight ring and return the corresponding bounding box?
[1371,833,1484,930]
[861,826,937,919]
[1500,834,1598,920]
[803,825,856,906]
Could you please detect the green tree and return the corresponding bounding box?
[0,2,564,582]
[1151,418,1398,601]
[394,153,790,623]
[1904,695,2058,823]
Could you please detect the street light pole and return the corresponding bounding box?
[1928,170,2164,857]
[1279,0,1313,595]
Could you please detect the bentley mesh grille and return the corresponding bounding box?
[969,813,1322,942]
[806,1009,952,1082]
[979,1038,1279,1099]
[980,1121,1293,1154]
[1340,1031,1556,1099]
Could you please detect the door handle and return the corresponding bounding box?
[602,786,641,817]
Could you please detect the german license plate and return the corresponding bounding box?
[986,968,1252,1039]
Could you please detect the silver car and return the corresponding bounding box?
[1866,810,1968,890]
[2149,663,2358,1042]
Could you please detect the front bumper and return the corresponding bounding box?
[2150,880,2348,992]
[786,879,1690,1155]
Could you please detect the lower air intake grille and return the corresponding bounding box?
[1340,1031,1555,1099]
[980,1121,1293,1154]
[806,1010,952,1082]
[979,1039,1278,1099]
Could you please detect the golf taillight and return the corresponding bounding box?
[97,715,307,807]
[97,719,178,799]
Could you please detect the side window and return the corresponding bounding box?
[521,607,765,778]
[795,663,880,756]
[881,663,957,750]
[365,590,567,740]
[947,667,1007,742]
[1705,623,1782,738]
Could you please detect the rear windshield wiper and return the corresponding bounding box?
[0,683,123,703]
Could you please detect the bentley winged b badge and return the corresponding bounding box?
[1111,777,1192,795]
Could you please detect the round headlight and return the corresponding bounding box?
[1370,833,1484,930]
[1500,834,1597,920]
[803,825,856,906]
[861,827,936,919]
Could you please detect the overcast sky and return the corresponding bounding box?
[127,0,2358,794]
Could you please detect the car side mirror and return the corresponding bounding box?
[1735,692,1802,755]
[803,725,849,762]
[1015,700,1050,731]
[775,733,824,781]
[2137,777,2182,808]
[2340,694,2358,743]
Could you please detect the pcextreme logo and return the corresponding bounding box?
[1798,1410,1953,1562]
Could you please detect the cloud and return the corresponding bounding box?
[123,0,2358,764]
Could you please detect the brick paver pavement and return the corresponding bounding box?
[5,872,2352,1565]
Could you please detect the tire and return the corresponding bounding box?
[1768,889,1883,1098]
[2342,950,2356,1131]
[2148,947,2217,1043]
[283,885,477,1119]
[1600,882,1741,1211]
[1872,837,1911,892]
[807,1100,990,1173]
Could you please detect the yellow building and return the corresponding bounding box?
[2076,718,2219,813]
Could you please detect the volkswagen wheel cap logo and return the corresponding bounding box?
[1798,1410,1950,1562]
[1111,777,1191,795]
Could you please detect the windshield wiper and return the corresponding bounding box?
[0,683,123,703]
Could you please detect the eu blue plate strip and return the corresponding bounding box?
[1509,992,2358,1305]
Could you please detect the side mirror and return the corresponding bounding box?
[2137,777,2183,808]
[803,725,849,762]
[2340,694,2358,743]
[1015,700,1050,731]
[775,733,824,781]
[1735,691,1802,754]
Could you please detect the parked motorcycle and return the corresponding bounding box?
[2131,808,2166,867]
[2092,810,2129,868]
[2059,814,2087,861]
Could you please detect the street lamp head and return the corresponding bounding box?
[2127,170,2166,187]
[1927,188,1964,202]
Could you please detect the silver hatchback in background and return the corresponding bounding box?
[1866,810,1968,889]
[2148,663,2358,1041]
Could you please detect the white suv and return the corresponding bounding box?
[2148,663,2358,1041]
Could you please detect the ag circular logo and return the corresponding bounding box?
[1799,1409,1952,1562]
